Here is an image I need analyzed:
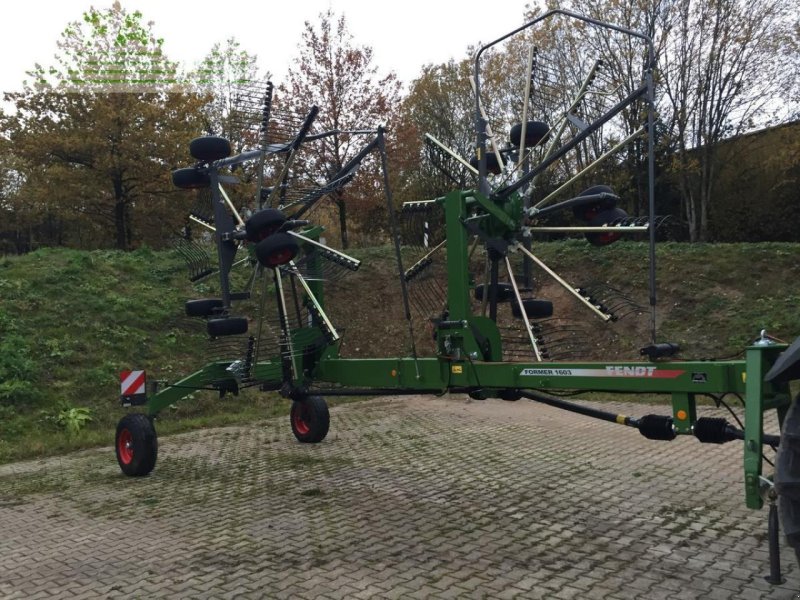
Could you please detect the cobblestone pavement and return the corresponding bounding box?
[1,396,799,599]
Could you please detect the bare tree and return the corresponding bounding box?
[547,0,672,213]
[395,58,476,199]
[280,10,400,248]
[659,0,799,241]
[196,38,269,152]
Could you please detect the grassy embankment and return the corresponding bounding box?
[1,242,798,464]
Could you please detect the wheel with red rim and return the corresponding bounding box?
[585,207,628,246]
[245,208,287,242]
[115,413,158,476]
[572,185,617,221]
[255,233,299,268]
[290,396,330,443]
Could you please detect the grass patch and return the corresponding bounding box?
[1,243,798,465]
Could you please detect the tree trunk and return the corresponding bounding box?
[336,194,349,250]
[680,171,699,243]
[113,176,129,250]
[698,156,714,242]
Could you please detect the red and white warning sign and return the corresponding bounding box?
[120,370,146,397]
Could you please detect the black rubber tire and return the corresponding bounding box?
[572,185,618,220]
[185,298,223,318]
[511,298,554,319]
[245,208,286,243]
[172,167,210,189]
[189,136,231,162]
[474,283,515,302]
[207,317,248,337]
[776,393,800,567]
[585,207,628,246]
[115,414,158,477]
[499,389,522,401]
[291,396,330,443]
[255,232,299,268]
[469,152,502,175]
[509,120,550,147]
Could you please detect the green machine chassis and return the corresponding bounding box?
[134,186,792,512]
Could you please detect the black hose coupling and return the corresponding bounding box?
[694,417,736,444]
[638,414,676,441]
[693,417,781,446]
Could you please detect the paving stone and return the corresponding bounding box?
[0,396,798,599]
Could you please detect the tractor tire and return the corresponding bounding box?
[509,120,550,147]
[189,136,231,162]
[775,393,800,567]
[255,233,299,268]
[185,298,223,318]
[511,298,554,319]
[172,167,210,189]
[291,396,330,443]
[207,317,248,337]
[245,208,286,242]
[585,207,628,246]
[115,414,158,477]
[572,185,617,220]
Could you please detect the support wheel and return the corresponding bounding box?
[115,414,158,476]
[775,393,800,566]
[290,396,330,443]
[585,207,628,246]
[255,233,299,268]
[189,136,231,162]
[572,185,617,220]
[245,208,286,242]
[172,167,210,189]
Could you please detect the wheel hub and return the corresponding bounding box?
[117,429,134,464]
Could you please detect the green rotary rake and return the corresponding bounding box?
[114,9,800,586]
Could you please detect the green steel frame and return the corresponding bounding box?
[142,184,793,511]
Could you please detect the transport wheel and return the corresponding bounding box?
[185,298,223,317]
[207,317,248,337]
[172,167,210,189]
[511,298,554,319]
[474,283,515,302]
[255,233,299,268]
[469,152,502,175]
[509,120,550,147]
[775,393,800,567]
[189,136,232,162]
[585,207,628,246]
[291,396,330,443]
[245,208,287,242]
[572,185,617,220]
[115,414,158,476]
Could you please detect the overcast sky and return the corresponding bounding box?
[1,1,536,95]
